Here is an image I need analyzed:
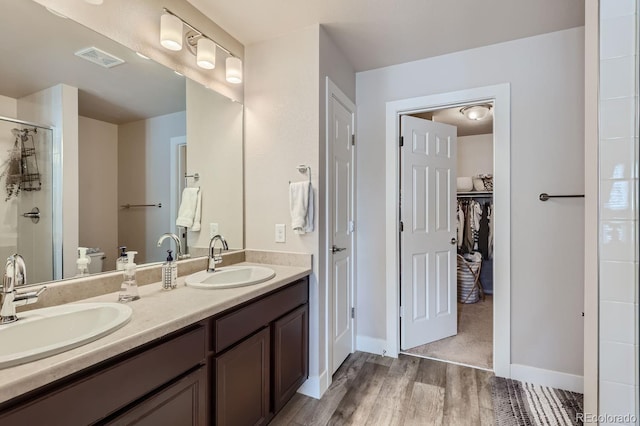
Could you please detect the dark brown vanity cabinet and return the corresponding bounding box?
[272,304,308,412]
[212,278,309,425]
[0,276,309,426]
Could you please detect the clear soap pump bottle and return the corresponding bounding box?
[118,251,140,302]
[76,247,91,277]
[116,246,127,271]
[162,250,177,290]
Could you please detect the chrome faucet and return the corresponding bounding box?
[1,254,46,324]
[208,235,228,272]
[157,233,189,260]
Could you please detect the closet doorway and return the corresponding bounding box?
[399,102,495,371]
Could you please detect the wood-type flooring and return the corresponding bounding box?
[271,352,495,426]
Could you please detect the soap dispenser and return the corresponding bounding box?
[116,246,127,271]
[161,250,177,290]
[118,251,140,302]
[76,247,91,277]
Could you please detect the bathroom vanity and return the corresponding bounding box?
[0,260,310,425]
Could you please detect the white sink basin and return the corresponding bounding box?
[0,303,132,369]
[185,266,276,289]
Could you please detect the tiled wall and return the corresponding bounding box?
[599,0,639,423]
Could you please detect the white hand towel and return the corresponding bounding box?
[304,184,314,233]
[191,190,202,232]
[290,181,309,234]
[176,187,200,228]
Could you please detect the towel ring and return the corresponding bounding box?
[289,165,311,184]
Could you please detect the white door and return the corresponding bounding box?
[400,115,457,350]
[328,80,356,373]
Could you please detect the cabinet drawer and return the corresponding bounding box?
[106,366,207,426]
[0,326,206,426]
[214,278,308,353]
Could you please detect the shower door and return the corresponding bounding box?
[0,118,56,283]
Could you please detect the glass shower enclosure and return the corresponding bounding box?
[0,116,58,283]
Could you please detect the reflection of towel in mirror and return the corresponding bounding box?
[176,187,201,230]
[289,182,314,234]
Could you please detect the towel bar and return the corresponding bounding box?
[539,193,585,201]
[121,203,162,209]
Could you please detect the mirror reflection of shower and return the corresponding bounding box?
[0,116,59,284]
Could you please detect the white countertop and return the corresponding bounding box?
[0,262,310,404]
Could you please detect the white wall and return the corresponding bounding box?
[597,0,639,420]
[0,94,16,117]
[78,116,118,270]
[185,79,243,250]
[245,24,355,397]
[17,84,78,281]
[118,111,186,264]
[457,133,493,178]
[245,24,322,394]
[356,28,585,378]
[583,0,599,415]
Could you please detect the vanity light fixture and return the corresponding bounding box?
[159,8,243,84]
[460,104,492,121]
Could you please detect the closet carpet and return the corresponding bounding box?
[271,352,494,425]
[403,296,493,370]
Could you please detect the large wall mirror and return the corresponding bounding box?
[0,0,243,285]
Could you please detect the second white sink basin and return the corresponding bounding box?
[185,266,276,289]
[0,302,132,369]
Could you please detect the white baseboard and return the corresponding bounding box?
[510,364,584,393]
[297,369,329,399]
[356,335,397,357]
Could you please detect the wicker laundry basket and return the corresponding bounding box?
[457,253,483,304]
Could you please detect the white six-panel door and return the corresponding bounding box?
[400,115,458,350]
[329,82,356,374]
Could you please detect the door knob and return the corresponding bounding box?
[331,245,346,253]
[450,237,457,245]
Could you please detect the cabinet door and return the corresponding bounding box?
[273,304,309,412]
[215,327,270,426]
[106,366,207,426]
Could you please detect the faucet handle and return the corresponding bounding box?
[13,286,47,307]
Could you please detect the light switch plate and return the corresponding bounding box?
[209,223,219,238]
[275,224,286,243]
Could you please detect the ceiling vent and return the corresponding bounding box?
[74,47,125,68]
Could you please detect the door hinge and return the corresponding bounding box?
[351,134,355,146]
[399,306,404,318]
[399,221,404,232]
[399,136,404,147]
[349,220,355,233]
[351,307,355,319]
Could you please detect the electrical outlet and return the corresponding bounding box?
[209,223,219,238]
[275,224,286,243]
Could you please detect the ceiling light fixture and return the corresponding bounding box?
[159,8,243,84]
[460,104,492,121]
[84,0,104,4]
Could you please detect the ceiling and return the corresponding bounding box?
[187,0,585,72]
[0,0,185,124]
